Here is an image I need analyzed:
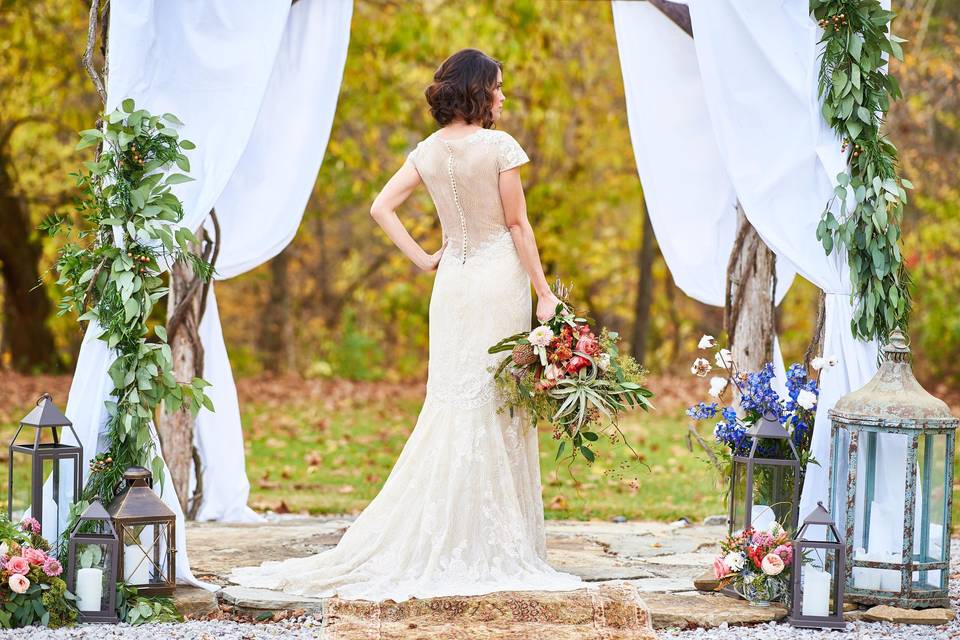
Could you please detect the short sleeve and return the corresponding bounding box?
[406,141,421,167]
[496,133,529,173]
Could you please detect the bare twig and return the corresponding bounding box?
[187,445,203,520]
[804,290,827,368]
[83,0,107,105]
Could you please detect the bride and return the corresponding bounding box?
[232,48,582,601]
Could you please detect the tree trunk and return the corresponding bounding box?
[725,202,776,374]
[0,158,60,372]
[631,203,656,362]
[259,250,293,373]
[159,251,204,516]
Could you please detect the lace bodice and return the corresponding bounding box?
[406,128,529,263]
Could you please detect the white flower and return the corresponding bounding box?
[714,349,733,369]
[596,353,611,371]
[767,520,784,536]
[811,354,839,371]
[0,542,7,557]
[724,551,746,572]
[698,334,716,350]
[797,389,817,410]
[690,357,712,378]
[544,363,563,380]
[708,376,728,398]
[528,326,554,347]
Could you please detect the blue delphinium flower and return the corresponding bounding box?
[713,406,750,455]
[686,402,718,420]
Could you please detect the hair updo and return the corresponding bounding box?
[424,49,502,128]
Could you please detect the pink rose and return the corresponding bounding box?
[42,558,62,577]
[5,556,29,575]
[761,553,785,576]
[712,556,732,579]
[22,547,47,566]
[565,355,590,374]
[8,574,29,594]
[576,335,600,356]
[775,544,793,565]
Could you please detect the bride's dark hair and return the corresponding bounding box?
[425,49,502,128]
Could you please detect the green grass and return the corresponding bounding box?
[242,389,727,523]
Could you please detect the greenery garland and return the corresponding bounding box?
[45,99,212,538]
[812,0,912,341]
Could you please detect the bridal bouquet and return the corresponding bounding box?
[488,290,652,464]
[712,522,793,605]
[0,517,76,629]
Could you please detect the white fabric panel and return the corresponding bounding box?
[611,1,794,306]
[681,0,883,525]
[211,0,353,279]
[191,0,353,520]
[105,0,291,235]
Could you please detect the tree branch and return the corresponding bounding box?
[84,0,107,105]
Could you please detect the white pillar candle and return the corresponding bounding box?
[853,548,882,590]
[124,543,151,584]
[76,567,103,612]
[801,568,832,617]
[750,504,775,532]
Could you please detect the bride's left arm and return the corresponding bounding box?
[370,163,445,272]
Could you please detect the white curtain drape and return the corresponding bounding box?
[61,0,353,586]
[613,0,890,539]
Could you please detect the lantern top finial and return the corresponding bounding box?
[802,501,835,526]
[19,393,72,428]
[830,329,957,428]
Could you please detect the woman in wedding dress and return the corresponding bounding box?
[232,49,582,601]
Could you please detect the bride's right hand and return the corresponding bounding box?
[536,292,564,322]
[418,239,448,272]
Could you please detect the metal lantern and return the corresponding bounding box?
[729,412,801,536]
[788,502,845,630]
[829,329,956,609]
[66,500,119,624]
[107,467,176,596]
[8,393,82,550]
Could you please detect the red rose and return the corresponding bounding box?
[566,355,590,374]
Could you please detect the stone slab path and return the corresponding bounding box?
[184,515,788,633]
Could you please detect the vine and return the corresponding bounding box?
[812,0,912,341]
[44,98,212,530]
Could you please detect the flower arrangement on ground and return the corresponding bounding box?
[488,284,653,466]
[713,521,793,606]
[685,334,833,490]
[0,516,76,628]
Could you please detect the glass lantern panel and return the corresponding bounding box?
[753,462,796,533]
[122,524,155,585]
[7,449,33,524]
[75,543,112,613]
[799,546,839,617]
[40,457,77,546]
[912,433,949,590]
[829,426,850,523]
[852,430,908,593]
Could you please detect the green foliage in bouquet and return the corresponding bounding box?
[489,290,653,468]
[43,99,213,549]
[0,516,76,629]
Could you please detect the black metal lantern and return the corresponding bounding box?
[107,467,176,595]
[8,393,82,550]
[729,412,801,536]
[828,329,956,609]
[788,502,846,630]
[66,500,119,624]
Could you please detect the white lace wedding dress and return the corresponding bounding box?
[231,128,582,601]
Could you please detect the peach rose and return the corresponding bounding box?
[761,553,785,576]
[576,335,600,356]
[8,574,29,594]
[5,556,29,575]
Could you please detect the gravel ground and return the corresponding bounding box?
[1,542,956,639]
